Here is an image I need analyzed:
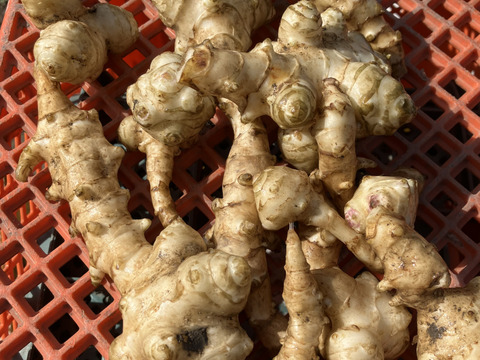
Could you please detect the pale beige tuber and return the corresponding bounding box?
[150,0,275,53]
[22,0,139,83]
[15,67,254,360]
[252,166,382,272]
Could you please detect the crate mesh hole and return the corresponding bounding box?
[131,204,153,220]
[96,71,115,86]
[187,159,212,182]
[472,102,480,116]
[12,341,43,360]
[444,79,466,99]
[110,319,123,338]
[0,308,19,338]
[372,142,397,165]
[398,123,421,141]
[211,186,223,199]
[1,165,16,197]
[134,11,149,26]
[77,345,102,360]
[456,16,479,39]
[417,58,442,79]
[214,137,232,159]
[98,110,112,126]
[13,198,39,228]
[36,227,64,255]
[421,100,445,120]
[84,285,114,315]
[183,207,210,230]
[439,241,465,270]
[123,49,146,68]
[9,12,29,41]
[133,158,147,180]
[1,51,19,78]
[115,92,129,110]
[170,182,183,201]
[1,251,29,283]
[4,127,29,151]
[59,256,88,284]
[0,96,8,118]
[14,82,36,105]
[412,17,433,38]
[415,216,433,237]
[462,217,480,244]
[449,123,473,143]
[430,191,457,216]
[24,281,54,312]
[48,312,79,344]
[426,143,451,166]
[150,31,170,48]
[464,53,480,79]
[455,168,479,192]
[429,2,453,19]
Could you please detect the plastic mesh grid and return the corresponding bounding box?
[0,0,479,358]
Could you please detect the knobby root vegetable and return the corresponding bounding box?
[118,115,180,227]
[410,277,480,360]
[313,267,412,360]
[345,173,450,302]
[125,51,217,148]
[274,227,328,360]
[150,0,275,53]
[22,0,138,83]
[366,206,451,303]
[204,100,287,351]
[345,173,421,234]
[15,67,254,360]
[311,0,406,77]
[252,166,382,272]
[180,1,415,138]
[119,52,216,226]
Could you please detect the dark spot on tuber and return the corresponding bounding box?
[427,323,446,343]
[176,327,208,353]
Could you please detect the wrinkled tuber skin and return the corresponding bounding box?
[312,0,406,77]
[344,173,450,301]
[180,3,415,139]
[412,278,480,360]
[120,52,216,226]
[110,220,254,360]
[204,101,287,351]
[345,174,421,234]
[365,206,451,303]
[313,268,412,360]
[23,0,138,84]
[150,0,275,53]
[118,116,180,227]
[274,228,328,360]
[252,166,382,272]
[299,224,342,271]
[16,68,253,360]
[126,52,216,149]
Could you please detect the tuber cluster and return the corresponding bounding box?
[14,0,479,359]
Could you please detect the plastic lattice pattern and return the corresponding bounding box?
[1,0,479,359]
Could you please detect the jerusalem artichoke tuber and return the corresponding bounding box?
[23,0,138,84]
[16,67,254,360]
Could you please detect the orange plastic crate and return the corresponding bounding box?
[0,0,479,358]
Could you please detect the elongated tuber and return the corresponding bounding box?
[204,100,286,351]
[274,227,327,360]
